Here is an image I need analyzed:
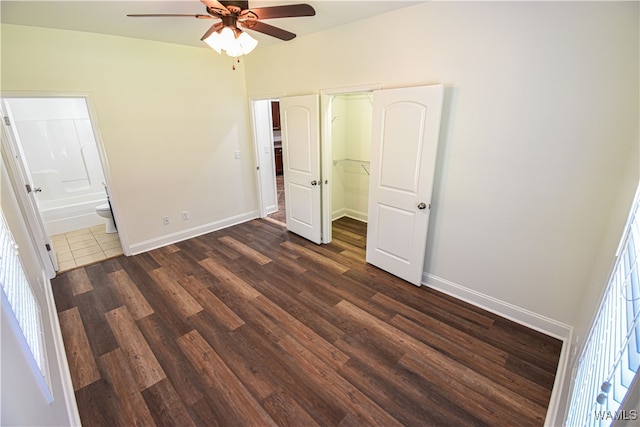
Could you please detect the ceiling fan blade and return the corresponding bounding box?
[127,14,214,19]
[246,4,315,20]
[201,0,229,15]
[201,22,223,41]
[243,21,296,41]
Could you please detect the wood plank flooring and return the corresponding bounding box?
[51,217,562,427]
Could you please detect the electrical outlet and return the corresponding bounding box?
[181,211,189,221]
[234,150,241,159]
[162,216,169,225]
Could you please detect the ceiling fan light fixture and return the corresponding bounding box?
[130,1,315,60]
[203,22,258,58]
[237,31,258,55]
[203,25,258,57]
[203,31,223,53]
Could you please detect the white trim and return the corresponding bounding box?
[333,209,368,223]
[249,97,279,219]
[423,273,572,340]
[129,211,259,255]
[544,335,572,427]
[42,271,81,426]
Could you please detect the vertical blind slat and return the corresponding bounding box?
[567,190,640,426]
[0,212,48,384]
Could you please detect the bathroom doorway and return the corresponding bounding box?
[1,95,123,271]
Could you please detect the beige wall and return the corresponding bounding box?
[1,24,258,251]
[245,1,639,330]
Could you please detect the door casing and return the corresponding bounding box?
[249,97,280,218]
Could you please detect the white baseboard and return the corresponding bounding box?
[332,209,368,223]
[128,211,259,255]
[544,336,572,427]
[344,209,367,223]
[43,272,82,426]
[423,273,572,340]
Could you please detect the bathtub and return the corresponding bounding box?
[39,193,107,236]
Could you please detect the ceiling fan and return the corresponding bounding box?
[127,1,315,57]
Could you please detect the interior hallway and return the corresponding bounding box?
[267,174,286,224]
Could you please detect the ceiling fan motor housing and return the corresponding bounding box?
[220,1,249,13]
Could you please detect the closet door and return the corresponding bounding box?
[366,85,444,286]
[280,95,322,244]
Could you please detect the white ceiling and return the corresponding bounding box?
[1,1,424,49]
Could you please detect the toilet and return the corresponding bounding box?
[95,203,117,234]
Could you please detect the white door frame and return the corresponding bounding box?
[249,96,280,218]
[0,92,130,260]
[320,84,381,244]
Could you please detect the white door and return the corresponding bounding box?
[280,95,322,244]
[1,101,59,277]
[366,85,444,286]
[250,99,278,217]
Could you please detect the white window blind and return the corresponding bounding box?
[566,188,640,426]
[0,210,51,400]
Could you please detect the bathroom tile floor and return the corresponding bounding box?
[51,225,123,273]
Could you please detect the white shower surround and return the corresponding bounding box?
[6,97,107,235]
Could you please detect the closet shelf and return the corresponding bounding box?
[333,159,370,175]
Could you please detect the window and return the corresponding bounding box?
[566,186,640,426]
[0,210,52,401]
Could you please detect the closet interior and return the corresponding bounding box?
[330,93,373,224]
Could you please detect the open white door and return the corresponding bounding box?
[366,85,444,286]
[280,94,322,244]
[1,101,58,277]
[250,99,278,218]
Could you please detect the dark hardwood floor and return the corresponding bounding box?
[51,217,562,426]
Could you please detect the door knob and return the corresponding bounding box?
[418,202,427,210]
[311,180,318,186]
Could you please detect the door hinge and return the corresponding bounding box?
[25,184,32,193]
[45,243,51,251]
[3,116,10,126]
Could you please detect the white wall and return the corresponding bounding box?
[244,1,639,331]
[1,24,259,253]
